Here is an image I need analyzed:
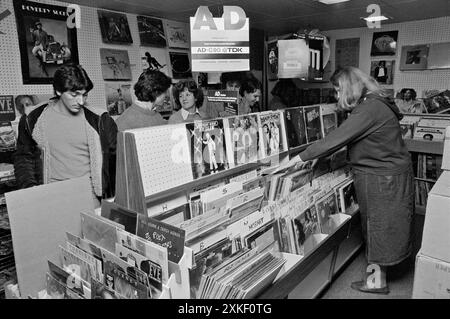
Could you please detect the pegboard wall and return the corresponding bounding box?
[132,125,193,197]
[0,0,190,111]
[326,16,450,97]
[268,16,450,102]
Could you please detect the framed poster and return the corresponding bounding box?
[165,21,190,49]
[100,48,132,81]
[428,42,450,70]
[267,40,278,81]
[370,60,395,84]
[98,10,133,45]
[13,0,79,84]
[399,45,429,70]
[137,16,167,47]
[169,52,192,79]
[370,31,398,56]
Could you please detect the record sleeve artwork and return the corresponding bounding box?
[186,120,229,180]
[258,112,286,158]
[226,115,259,166]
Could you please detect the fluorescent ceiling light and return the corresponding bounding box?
[363,15,389,22]
[318,0,351,4]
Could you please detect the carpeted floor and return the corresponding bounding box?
[320,214,424,299]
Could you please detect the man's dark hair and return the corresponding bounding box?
[53,64,94,95]
[239,77,261,97]
[172,79,204,109]
[220,72,244,87]
[134,69,172,102]
[271,79,299,106]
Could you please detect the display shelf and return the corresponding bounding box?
[114,121,358,299]
[404,139,443,155]
[257,210,360,299]
[115,125,291,214]
[144,152,288,205]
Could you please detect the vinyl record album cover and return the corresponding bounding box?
[224,114,259,167]
[284,107,307,148]
[186,119,228,180]
[303,105,323,143]
[137,16,166,47]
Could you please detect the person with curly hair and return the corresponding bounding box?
[168,79,208,124]
[395,88,426,114]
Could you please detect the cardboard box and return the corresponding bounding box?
[421,171,450,262]
[5,176,95,298]
[413,251,450,299]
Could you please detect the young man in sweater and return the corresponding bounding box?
[116,70,172,131]
[14,64,118,206]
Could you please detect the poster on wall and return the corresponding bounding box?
[169,52,192,79]
[141,48,169,75]
[0,96,16,122]
[335,38,360,69]
[189,7,250,72]
[399,45,429,70]
[165,21,190,49]
[267,40,278,81]
[13,0,79,85]
[137,16,167,47]
[370,31,398,56]
[100,48,132,81]
[98,10,133,45]
[277,39,309,79]
[370,60,395,85]
[105,84,132,116]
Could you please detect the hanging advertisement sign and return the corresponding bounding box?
[277,39,309,79]
[190,6,249,72]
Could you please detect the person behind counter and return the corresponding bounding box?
[283,66,414,295]
[269,79,300,110]
[116,69,172,131]
[168,79,208,124]
[238,75,262,114]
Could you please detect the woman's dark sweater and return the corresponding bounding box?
[299,93,411,175]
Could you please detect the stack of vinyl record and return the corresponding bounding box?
[196,249,285,299]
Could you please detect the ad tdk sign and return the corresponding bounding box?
[190,6,250,72]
